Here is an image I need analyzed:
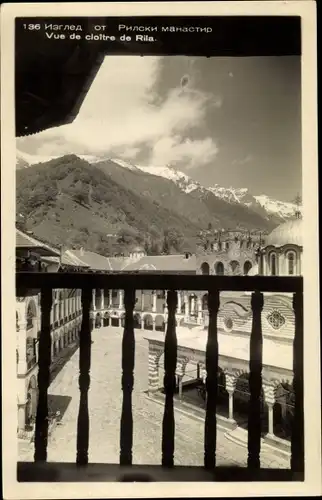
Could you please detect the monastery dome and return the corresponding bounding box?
[264,218,303,248]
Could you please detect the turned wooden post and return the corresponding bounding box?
[204,289,220,470]
[76,287,92,465]
[291,291,304,475]
[120,288,136,465]
[34,288,52,462]
[162,290,177,467]
[247,290,264,469]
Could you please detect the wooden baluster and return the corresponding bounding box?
[162,290,177,467]
[204,289,220,470]
[291,291,304,474]
[120,288,136,465]
[76,287,92,465]
[34,288,53,462]
[248,290,264,469]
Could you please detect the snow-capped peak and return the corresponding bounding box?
[254,195,298,219]
[110,158,139,171]
[207,185,251,204]
[136,164,204,194]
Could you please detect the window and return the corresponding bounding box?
[201,262,210,275]
[270,253,277,276]
[287,251,296,275]
[26,304,35,330]
[215,262,224,275]
[230,260,239,273]
[243,261,253,275]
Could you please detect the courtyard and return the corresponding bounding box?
[18,326,289,468]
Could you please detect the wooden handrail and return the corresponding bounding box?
[16,272,303,293]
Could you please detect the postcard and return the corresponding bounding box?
[1,1,320,498]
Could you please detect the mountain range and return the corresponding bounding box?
[16,149,299,255]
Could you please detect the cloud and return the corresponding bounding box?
[150,136,218,169]
[21,56,220,168]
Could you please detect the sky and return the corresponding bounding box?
[17,55,302,201]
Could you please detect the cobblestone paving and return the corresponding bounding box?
[19,327,289,469]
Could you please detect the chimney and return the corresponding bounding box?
[80,247,84,256]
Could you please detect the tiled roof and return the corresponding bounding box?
[44,250,89,268]
[107,257,127,271]
[73,250,112,271]
[145,324,292,372]
[62,250,90,268]
[122,254,197,272]
[16,229,60,257]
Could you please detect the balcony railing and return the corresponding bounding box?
[16,272,304,482]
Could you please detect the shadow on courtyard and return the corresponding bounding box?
[50,341,80,385]
[47,394,72,421]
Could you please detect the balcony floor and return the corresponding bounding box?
[17,462,299,482]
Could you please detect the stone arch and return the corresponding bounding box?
[64,327,68,347]
[155,314,165,332]
[285,250,296,275]
[133,313,141,329]
[201,262,210,275]
[217,367,229,417]
[272,380,294,441]
[243,260,253,275]
[234,372,266,432]
[268,250,278,276]
[214,261,224,276]
[229,260,240,275]
[95,312,102,328]
[111,315,119,327]
[26,335,36,368]
[202,293,208,311]
[103,311,110,327]
[26,299,37,330]
[231,367,249,379]
[143,314,153,331]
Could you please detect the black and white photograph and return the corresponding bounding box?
[1,1,320,498]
